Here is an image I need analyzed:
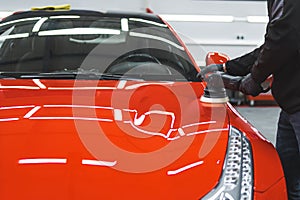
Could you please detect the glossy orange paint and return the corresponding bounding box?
[226,103,287,199]
[254,177,287,199]
[0,78,287,199]
[1,79,232,199]
[205,52,229,66]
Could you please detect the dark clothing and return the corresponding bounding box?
[226,0,300,114]
[276,110,300,199]
[224,0,300,199]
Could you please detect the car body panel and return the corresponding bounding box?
[227,103,287,195]
[0,79,230,199]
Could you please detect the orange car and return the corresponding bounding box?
[0,7,286,200]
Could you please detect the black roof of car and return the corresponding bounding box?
[1,9,163,24]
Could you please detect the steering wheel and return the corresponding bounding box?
[105,53,161,74]
[104,53,174,75]
[112,53,161,65]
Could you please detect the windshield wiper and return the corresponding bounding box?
[19,71,144,81]
[0,72,22,79]
[20,72,77,79]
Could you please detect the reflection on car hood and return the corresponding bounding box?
[0,79,229,199]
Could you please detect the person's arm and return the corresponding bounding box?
[250,0,299,84]
[225,0,299,83]
[225,47,261,76]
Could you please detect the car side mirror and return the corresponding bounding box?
[205,52,229,66]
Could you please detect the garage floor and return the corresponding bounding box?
[234,106,280,146]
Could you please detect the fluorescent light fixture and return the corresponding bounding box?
[181,121,216,128]
[33,79,47,89]
[186,128,229,137]
[0,118,19,122]
[167,160,204,175]
[117,80,127,89]
[0,33,29,41]
[23,106,41,119]
[38,28,120,36]
[113,109,123,121]
[29,116,113,122]
[32,17,48,32]
[43,104,113,110]
[28,16,83,33]
[82,159,117,167]
[18,158,67,164]
[247,16,268,23]
[48,86,117,90]
[129,32,184,50]
[0,105,35,110]
[0,17,41,27]
[121,18,129,31]
[50,15,80,19]
[159,14,234,23]
[124,82,174,90]
[0,85,39,89]
[160,14,267,24]
[129,18,167,27]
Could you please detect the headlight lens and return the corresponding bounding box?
[202,126,253,200]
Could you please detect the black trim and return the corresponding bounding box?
[1,9,163,24]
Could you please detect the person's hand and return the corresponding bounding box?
[239,74,263,97]
[197,64,224,79]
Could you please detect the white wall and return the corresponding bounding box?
[149,0,268,65]
[0,0,268,65]
[0,0,148,12]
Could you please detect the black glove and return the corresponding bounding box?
[239,74,263,97]
[197,64,224,80]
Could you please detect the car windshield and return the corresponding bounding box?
[0,11,198,81]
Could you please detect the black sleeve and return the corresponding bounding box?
[226,0,300,83]
[251,0,299,83]
[225,47,261,76]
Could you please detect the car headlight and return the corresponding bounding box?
[202,126,253,200]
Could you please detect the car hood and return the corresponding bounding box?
[0,79,229,199]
